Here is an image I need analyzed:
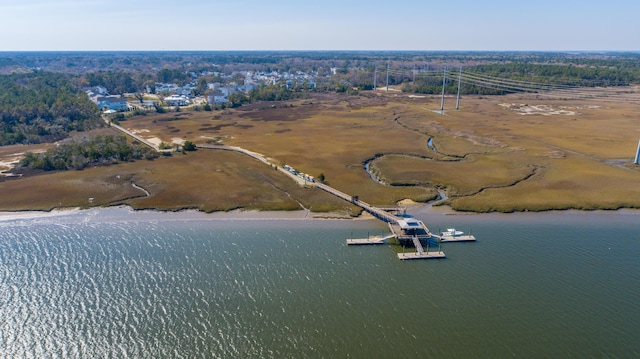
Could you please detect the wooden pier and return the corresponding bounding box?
[315,183,401,224]
[345,210,446,259]
[197,144,472,261]
[323,183,451,260]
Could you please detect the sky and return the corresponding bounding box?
[0,0,639,51]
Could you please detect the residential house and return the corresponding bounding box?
[207,82,222,91]
[86,85,108,96]
[155,83,179,94]
[96,96,128,111]
[207,90,228,104]
[142,99,159,108]
[176,85,193,96]
[164,95,189,106]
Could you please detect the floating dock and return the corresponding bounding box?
[318,177,472,260]
[396,235,445,260]
[438,234,476,243]
[397,251,446,260]
[346,234,395,245]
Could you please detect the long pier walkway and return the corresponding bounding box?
[314,183,400,224]
[193,143,469,260]
[107,133,461,260]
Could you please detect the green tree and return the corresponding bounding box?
[19,135,158,171]
[227,93,249,108]
[183,140,196,151]
[195,77,208,95]
[154,104,166,113]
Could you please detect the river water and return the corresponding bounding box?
[1,207,639,358]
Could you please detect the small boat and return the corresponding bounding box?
[441,228,464,237]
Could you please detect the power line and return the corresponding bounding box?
[368,65,640,103]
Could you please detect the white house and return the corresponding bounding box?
[96,95,127,111]
[164,95,189,106]
[92,86,108,95]
[84,86,109,101]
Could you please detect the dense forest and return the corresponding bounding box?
[465,62,640,86]
[248,84,297,102]
[398,61,640,95]
[19,135,159,171]
[84,71,141,94]
[214,85,300,108]
[0,72,102,145]
[3,51,640,96]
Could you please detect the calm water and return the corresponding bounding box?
[1,207,639,358]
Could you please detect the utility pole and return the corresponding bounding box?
[373,65,377,91]
[386,64,390,92]
[440,66,447,113]
[634,139,640,165]
[412,64,416,83]
[456,66,462,111]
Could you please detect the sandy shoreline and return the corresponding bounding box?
[2,203,639,225]
[0,195,444,223]
[0,205,378,223]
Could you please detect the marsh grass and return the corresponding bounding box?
[0,167,142,211]
[370,152,535,196]
[120,150,360,214]
[3,92,640,213]
[451,154,640,212]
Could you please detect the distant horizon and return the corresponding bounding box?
[2,0,638,52]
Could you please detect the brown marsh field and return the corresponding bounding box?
[2,89,640,214]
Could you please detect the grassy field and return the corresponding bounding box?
[2,90,640,213]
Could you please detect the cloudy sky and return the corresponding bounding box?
[1,0,638,51]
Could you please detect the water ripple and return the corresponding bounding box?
[0,212,639,357]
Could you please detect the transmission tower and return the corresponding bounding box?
[440,66,447,113]
[373,65,377,91]
[456,66,462,111]
[386,64,390,92]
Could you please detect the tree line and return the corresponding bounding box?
[0,72,102,145]
[20,135,159,171]
[465,63,640,87]
[399,62,640,95]
[217,84,299,108]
